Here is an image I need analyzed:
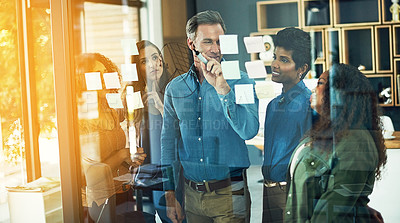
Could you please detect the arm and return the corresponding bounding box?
[142,81,164,116]
[161,84,185,222]
[82,148,130,186]
[218,84,259,140]
[161,83,180,191]
[199,59,259,140]
[165,190,185,223]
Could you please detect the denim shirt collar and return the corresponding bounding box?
[279,80,308,105]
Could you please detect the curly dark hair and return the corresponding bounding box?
[274,27,311,79]
[75,53,122,96]
[309,64,387,179]
[75,52,127,124]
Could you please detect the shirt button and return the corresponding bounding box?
[200,158,203,162]
[198,97,202,100]
[224,99,228,102]
[311,162,315,166]
[203,180,206,182]
[286,211,291,215]
[288,194,292,197]
[198,137,202,141]
[198,117,201,121]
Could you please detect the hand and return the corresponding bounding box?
[199,55,231,95]
[142,82,164,115]
[165,191,185,223]
[128,147,147,168]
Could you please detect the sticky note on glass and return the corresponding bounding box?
[245,60,267,79]
[244,36,266,53]
[127,91,144,110]
[85,72,102,91]
[129,124,137,154]
[219,34,238,54]
[78,91,99,119]
[235,84,255,104]
[221,60,241,80]
[106,93,124,109]
[121,38,139,55]
[103,72,121,89]
[121,64,138,82]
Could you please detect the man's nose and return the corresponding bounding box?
[210,42,219,53]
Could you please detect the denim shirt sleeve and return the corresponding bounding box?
[217,76,259,140]
[161,82,180,191]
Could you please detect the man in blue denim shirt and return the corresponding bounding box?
[161,10,259,223]
[262,27,313,223]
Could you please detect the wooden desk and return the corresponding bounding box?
[385,131,400,149]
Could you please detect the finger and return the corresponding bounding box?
[167,210,178,223]
[206,61,216,72]
[200,61,207,73]
[136,147,144,153]
[136,154,146,161]
[142,92,149,100]
[211,66,222,76]
[176,208,185,222]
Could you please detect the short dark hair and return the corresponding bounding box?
[186,10,226,40]
[274,27,311,79]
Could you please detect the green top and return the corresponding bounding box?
[285,130,378,223]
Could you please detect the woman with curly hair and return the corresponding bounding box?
[76,53,146,222]
[284,63,386,222]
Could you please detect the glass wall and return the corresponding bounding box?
[0,0,26,221]
[2,0,399,222]
[73,0,142,222]
[1,0,61,221]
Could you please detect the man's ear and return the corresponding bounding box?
[187,38,194,50]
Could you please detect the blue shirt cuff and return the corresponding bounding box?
[218,89,234,104]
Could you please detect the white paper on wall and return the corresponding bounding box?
[235,84,255,104]
[106,93,124,109]
[121,38,139,55]
[78,91,99,119]
[127,91,144,110]
[245,60,267,79]
[219,34,239,54]
[221,60,241,80]
[85,72,102,90]
[103,72,121,89]
[121,64,138,82]
[244,36,266,53]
